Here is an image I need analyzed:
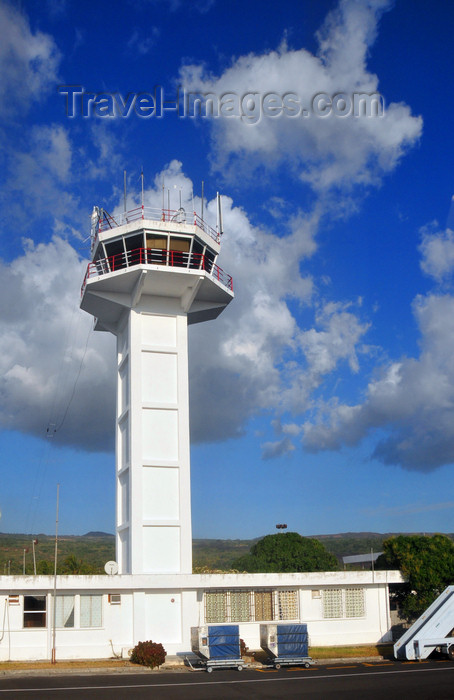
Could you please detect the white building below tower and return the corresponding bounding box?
[0,570,403,661]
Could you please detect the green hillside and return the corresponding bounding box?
[2,531,452,574]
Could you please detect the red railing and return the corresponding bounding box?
[97,206,220,243]
[81,247,233,295]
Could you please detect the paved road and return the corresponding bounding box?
[1,660,453,699]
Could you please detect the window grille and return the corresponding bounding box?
[254,591,273,621]
[55,596,75,628]
[205,591,227,623]
[322,589,343,619]
[80,595,102,628]
[230,591,250,622]
[204,589,299,623]
[322,588,366,619]
[276,590,298,620]
[345,588,365,618]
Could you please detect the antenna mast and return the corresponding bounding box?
[51,483,60,664]
[217,192,223,237]
[141,168,144,219]
[201,181,204,222]
[162,178,165,220]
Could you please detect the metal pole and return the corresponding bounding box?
[23,549,26,575]
[51,484,60,664]
[32,540,36,576]
[162,179,165,220]
[201,181,204,221]
[124,170,127,214]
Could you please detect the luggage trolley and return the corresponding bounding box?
[190,625,245,672]
[260,623,314,669]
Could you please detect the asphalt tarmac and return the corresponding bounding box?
[1,658,453,699]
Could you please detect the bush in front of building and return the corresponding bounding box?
[130,640,166,669]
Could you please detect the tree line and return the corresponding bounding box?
[2,530,454,619]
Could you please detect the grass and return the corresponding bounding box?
[0,659,138,671]
[0,644,395,671]
[309,644,393,659]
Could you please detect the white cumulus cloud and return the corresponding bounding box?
[179,0,422,191]
[0,237,116,450]
[419,221,454,283]
[0,0,60,116]
[302,292,454,471]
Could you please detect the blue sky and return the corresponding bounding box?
[1,0,454,540]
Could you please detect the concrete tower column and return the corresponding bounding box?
[80,206,233,574]
[117,301,192,574]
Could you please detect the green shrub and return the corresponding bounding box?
[130,640,166,669]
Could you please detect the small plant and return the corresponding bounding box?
[130,640,166,669]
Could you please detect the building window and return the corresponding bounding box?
[55,596,75,628]
[80,595,102,628]
[255,591,273,621]
[23,595,46,628]
[277,590,298,620]
[322,588,365,619]
[108,594,121,605]
[205,592,227,623]
[345,588,365,618]
[323,589,343,619]
[204,590,298,623]
[230,591,250,622]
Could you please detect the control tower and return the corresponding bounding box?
[80,198,233,575]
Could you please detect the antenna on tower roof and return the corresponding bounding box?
[140,168,144,218]
[201,181,204,221]
[217,191,223,237]
[162,178,165,220]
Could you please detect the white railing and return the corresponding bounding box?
[98,206,220,243]
[81,247,233,295]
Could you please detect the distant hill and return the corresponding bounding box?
[1,531,452,574]
[0,532,115,575]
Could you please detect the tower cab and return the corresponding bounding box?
[81,203,233,332]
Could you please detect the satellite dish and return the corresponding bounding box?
[171,207,186,223]
[104,560,119,575]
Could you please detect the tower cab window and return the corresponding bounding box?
[124,233,144,265]
[190,239,204,269]
[169,237,190,267]
[104,239,126,270]
[146,234,167,264]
